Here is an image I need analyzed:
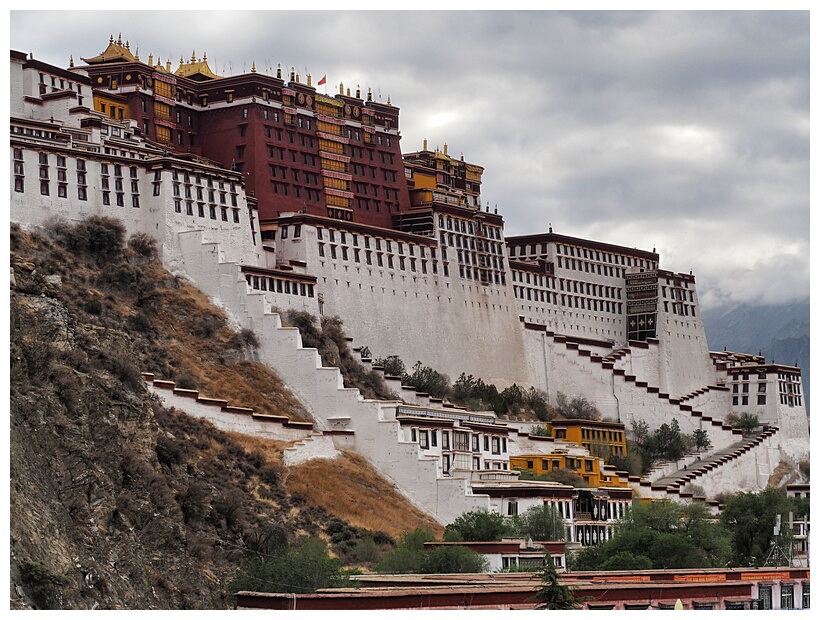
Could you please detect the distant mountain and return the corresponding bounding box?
[701,299,810,409]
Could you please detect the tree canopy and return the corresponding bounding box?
[444,510,508,542]
[720,488,809,567]
[571,500,731,571]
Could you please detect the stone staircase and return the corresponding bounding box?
[171,230,498,523]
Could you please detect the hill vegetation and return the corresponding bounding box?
[9,220,441,609]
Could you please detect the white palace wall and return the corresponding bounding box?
[273,220,531,389]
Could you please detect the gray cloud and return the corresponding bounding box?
[10,9,809,309]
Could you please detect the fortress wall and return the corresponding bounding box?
[147,382,311,442]
[681,388,732,419]
[771,406,811,460]
[625,342,662,390]
[277,224,531,389]
[174,230,492,522]
[682,439,780,497]
[656,315,714,396]
[9,146,259,277]
[283,435,340,466]
[10,149,162,236]
[523,328,741,452]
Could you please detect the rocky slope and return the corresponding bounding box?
[9,222,441,609]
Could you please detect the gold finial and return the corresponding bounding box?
[109,34,114,44]
[180,55,184,66]
[166,59,171,72]
[191,51,196,63]
[307,73,311,86]
[148,53,154,66]
[252,61,257,73]
[387,96,391,105]
[295,72,300,83]
[356,85,361,99]
[339,82,344,95]
[203,52,207,61]
[125,40,130,50]
[117,33,123,45]
[423,138,428,150]
[134,48,140,61]
[443,143,448,156]
[346,87,351,96]
[69,55,74,68]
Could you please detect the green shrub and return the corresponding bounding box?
[421,546,489,573]
[128,232,158,259]
[230,537,351,594]
[49,215,126,261]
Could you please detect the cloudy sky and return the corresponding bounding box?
[8,9,810,310]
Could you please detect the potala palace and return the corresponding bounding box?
[9,38,810,547]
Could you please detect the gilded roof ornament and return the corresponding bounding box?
[175,52,221,80]
[80,34,137,65]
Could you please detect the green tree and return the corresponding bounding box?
[572,500,731,571]
[444,510,510,542]
[555,391,598,420]
[373,527,437,574]
[511,504,565,541]
[230,537,352,594]
[531,556,579,610]
[402,361,451,399]
[733,412,760,435]
[720,488,806,567]
[692,428,711,451]
[420,546,489,573]
[377,355,406,378]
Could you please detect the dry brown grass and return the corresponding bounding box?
[142,273,311,422]
[225,432,290,470]
[284,451,444,539]
[201,360,311,422]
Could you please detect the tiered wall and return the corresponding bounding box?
[175,229,496,524]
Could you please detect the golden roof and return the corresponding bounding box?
[81,34,136,65]
[175,51,221,81]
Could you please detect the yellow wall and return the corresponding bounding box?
[549,422,627,458]
[93,96,128,121]
[510,453,628,488]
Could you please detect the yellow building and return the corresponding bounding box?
[548,418,627,458]
[510,452,628,488]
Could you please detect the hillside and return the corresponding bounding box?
[702,300,810,409]
[9,222,442,610]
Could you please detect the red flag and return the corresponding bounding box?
[317,75,326,86]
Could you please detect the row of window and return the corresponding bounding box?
[169,169,235,190]
[439,215,502,240]
[733,395,768,406]
[440,231,505,257]
[172,182,237,206]
[555,243,657,269]
[514,285,626,315]
[558,255,628,278]
[174,200,240,223]
[663,286,695,302]
[411,427,509,454]
[246,274,315,298]
[319,243,440,276]
[664,301,697,317]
